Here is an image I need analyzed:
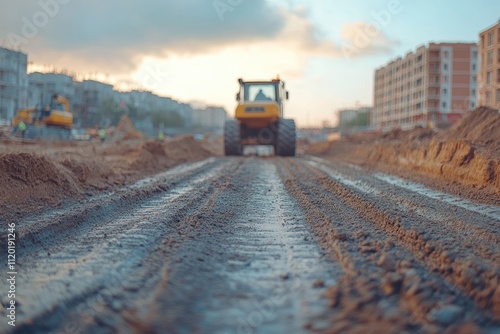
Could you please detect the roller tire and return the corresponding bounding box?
[224,119,242,156]
[275,118,296,157]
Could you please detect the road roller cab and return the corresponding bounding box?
[224,77,296,156]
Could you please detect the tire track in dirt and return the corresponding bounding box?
[307,158,500,266]
[127,157,341,334]
[4,159,241,334]
[277,157,499,332]
[3,156,499,333]
[306,158,500,319]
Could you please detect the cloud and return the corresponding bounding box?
[1,1,399,74]
[1,0,285,72]
[338,21,401,60]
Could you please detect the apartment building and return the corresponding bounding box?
[478,21,500,109]
[0,47,28,120]
[28,72,76,108]
[191,106,227,130]
[373,43,478,129]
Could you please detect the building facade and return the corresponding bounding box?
[28,72,76,109]
[338,106,372,131]
[478,21,500,109]
[75,80,114,127]
[191,106,227,131]
[0,47,28,120]
[373,43,478,129]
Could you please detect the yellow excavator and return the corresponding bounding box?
[224,77,296,156]
[13,94,73,139]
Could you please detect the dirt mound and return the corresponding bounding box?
[129,140,168,171]
[0,153,75,187]
[128,137,214,172]
[164,136,213,161]
[381,126,435,142]
[0,153,80,208]
[143,141,167,157]
[304,141,333,155]
[0,135,219,219]
[439,107,500,154]
[60,158,115,190]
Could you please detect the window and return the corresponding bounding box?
[487,71,492,85]
[442,102,447,108]
[472,51,478,58]
[488,32,494,46]
[443,63,448,71]
[472,89,476,96]
[443,51,449,58]
[497,89,500,103]
[486,91,492,105]
[488,50,494,65]
[472,75,477,83]
[471,102,476,109]
[243,83,277,102]
[443,88,448,95]
[472,64,476,71]
[443,75,449,83]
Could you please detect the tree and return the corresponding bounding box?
[152,109,184,129]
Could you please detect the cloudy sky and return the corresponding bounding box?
[1,0,499,126]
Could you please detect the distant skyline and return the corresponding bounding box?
[1,0,499,126]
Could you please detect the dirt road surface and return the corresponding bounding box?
[2,156,499,333]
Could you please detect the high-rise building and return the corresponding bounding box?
[478,21,500,110]
[0,47,28,120]
[373,43,478,129]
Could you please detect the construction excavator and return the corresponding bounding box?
[224,77,296,156]
[13,94,73,139]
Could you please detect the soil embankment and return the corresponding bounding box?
[0,136,222,218]
[306,107,500,204]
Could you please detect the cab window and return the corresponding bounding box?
[244,84,277,102]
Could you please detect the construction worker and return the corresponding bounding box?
[158,130,165,141]
[254,89,268,101]
[18,120,27,138]
[99,128,107,143]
